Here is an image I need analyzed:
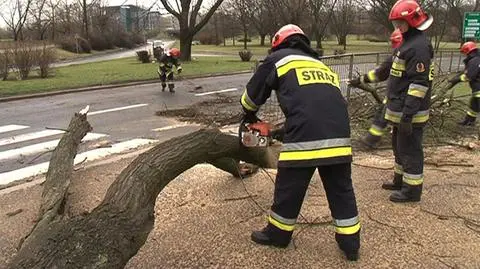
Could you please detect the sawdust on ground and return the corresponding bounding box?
[0,146,479,269]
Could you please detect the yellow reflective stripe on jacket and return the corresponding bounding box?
[334,216,361,235]
[280,138,352,161]
[382,97,388,104]
[460,74,469,82]
[268,216,295,231]
[390,69,403,77]
[385,109,430,123]
[241,90,258,111]
[367,70,377,82]
[279,147,352,161]
[275,55,339,88]
[403,173,424,186]
[429,63,434,81]
[392,62,405,71]
[407,83,429,98]
[473,91,480,98]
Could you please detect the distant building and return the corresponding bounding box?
[146,11,162,31]
[106,5,157,32]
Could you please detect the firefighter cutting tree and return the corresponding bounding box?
[239,24,360,261]
[448,41,480,126]
[157,48,183,93]
[349,29,404,149]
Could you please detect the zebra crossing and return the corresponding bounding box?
[0,124,157,187]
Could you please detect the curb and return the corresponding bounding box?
[0,70,252,103]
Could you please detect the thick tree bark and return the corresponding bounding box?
[9,127,278,269]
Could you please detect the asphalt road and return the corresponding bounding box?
[0,73,251,186]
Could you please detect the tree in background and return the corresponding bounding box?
[0,0,33,41]
[307,0,338,49]
[331,0,356,50]
[159,0,225,61]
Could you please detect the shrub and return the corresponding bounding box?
[59,36,91,53]
[0,48,9,80]
[12,42,35,80]
[36,43,56,78]
[136,50,151,63]
[238,38,252,43]
[239,50,252,62]
[89,33,114,51]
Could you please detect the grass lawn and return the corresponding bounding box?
[0,56,255,97]
[192,36,462,57]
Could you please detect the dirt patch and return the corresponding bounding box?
[1,145,479,268]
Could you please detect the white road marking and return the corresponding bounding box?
[194,88,239,96]
[0,138,157,186]
[152,123,201,132]
[0,133,108,161]
[0,125,29,134]
[0,130,65,147]
[88,104,148,116]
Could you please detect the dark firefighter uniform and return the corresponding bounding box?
[358,55,395,148]
[384,28,434,202]
[241,47,360,259]
[157,53,182,92]
[454,50,480,125]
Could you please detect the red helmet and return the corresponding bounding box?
[390,29,403,48]
[460,41,477,55]
[389,0,433,31]
[272,24,306,49]
[169,48,180,57]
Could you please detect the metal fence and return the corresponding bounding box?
[258,50,465,124]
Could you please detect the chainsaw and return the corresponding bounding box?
[239,119,284,147]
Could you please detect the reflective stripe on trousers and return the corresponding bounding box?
[334,216,361,235]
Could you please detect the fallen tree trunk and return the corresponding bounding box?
[9,127,279,268]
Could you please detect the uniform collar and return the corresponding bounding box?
[402,28,422,41]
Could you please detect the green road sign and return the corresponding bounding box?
[463,12,480,39]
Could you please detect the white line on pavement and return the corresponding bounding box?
[0,138,157,186]
[88,104,149,116]
[152,123,201,132]
[0,125,29,134]
[194,88,239,96]
[0,130,65,147]
[0,133,108,161]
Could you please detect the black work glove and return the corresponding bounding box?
[348,76,362,87]
[242,111,260,124]
[398,115,413,136]
[270,127,285,142]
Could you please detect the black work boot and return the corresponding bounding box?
[251,226,291,248]
[389,184,422,203]
[381,173,402,190]
[360,133,381,150]
[169,84,175,93]
[335,233,360,261]
[458,115,476,126]
[161,84,166,92]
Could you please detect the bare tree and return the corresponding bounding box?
[0,0,33,41]
[307,0,338,49]
[331,0,356,50]
[28,0,50,40]
[249,0,277,46]
[227,0,253,49]
[266,0,308,25]
[159,0,225,61]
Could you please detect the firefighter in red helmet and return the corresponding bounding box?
[240,24,360,261]
[349,29,404,149]
[448,41,480,126]
[381,0,434,202]
[157,48,182,93]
